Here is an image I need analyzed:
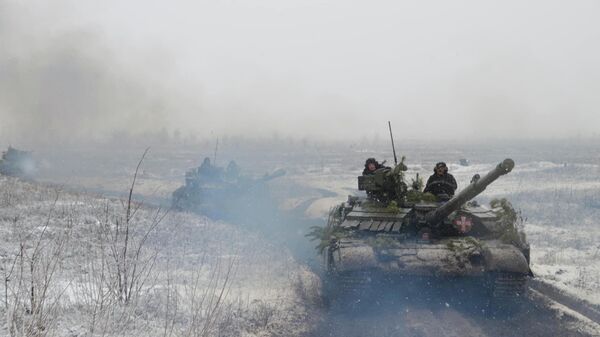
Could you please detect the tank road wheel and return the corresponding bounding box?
[486,272,528,317]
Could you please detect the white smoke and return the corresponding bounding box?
[1,0,600,145]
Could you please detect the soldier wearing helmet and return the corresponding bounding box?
[362,158,387,175]
[423,162,457,199]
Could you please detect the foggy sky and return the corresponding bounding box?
[1,0,600,145]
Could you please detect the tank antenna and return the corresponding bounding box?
[388,121,398,165]
[213,137,219,165]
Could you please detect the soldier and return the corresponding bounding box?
[423,162,457,198]
[362,158,387,175]
[225,160,240,180]
[197,157,224,180]
[197,157,213,176]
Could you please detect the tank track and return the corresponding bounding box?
[486,272,528,316]
[337,271,373,291]
[491,273,528,299]
[323,270,374,307]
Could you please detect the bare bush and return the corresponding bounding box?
[0,149,309,337]
[107,148,165,305]
[248,299,277,330]
[71,148,169,335]
[177,255,237,337]
[4,192,72,337]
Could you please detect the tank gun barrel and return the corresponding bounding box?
[425,158,515,225]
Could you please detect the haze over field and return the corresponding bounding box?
[1,0,600,145]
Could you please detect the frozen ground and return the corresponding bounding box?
[0,176,319,337]
[10,138,600,335]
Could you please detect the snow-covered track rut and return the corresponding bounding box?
[529,279,600,324]
[527,283,600,337]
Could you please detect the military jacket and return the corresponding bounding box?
[424,173,457,197]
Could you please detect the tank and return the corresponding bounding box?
[0,146,36,178]
[172,157,285,222]
[311,158,531,311]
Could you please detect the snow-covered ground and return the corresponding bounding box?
[528,223,600,305]
[14,140,600,334]
[0,176,319,337]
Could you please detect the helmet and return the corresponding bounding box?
[434,162,448,173]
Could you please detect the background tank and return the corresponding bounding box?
[309,158,530,312]
[0,146,36,178]
[172,157,285,223]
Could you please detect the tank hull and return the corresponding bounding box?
[323,237,530,310]
[328,238,530,277]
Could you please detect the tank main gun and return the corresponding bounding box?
[425,158,515,225]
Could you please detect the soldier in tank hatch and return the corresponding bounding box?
[362,158,389,175]
[423,162,457,198]
[198,157,213,175]
[197,157,224,180]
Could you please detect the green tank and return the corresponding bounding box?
[172,158,285,222]
[313,158,531,311]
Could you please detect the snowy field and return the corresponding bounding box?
[10,139,600,335]
[0,176,319,337]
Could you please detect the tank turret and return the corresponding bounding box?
[172,160,285,222]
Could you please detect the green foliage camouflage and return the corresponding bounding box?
[385,200,400,212]
[490,198,517,226]
[306,205,348,254]
[491,198,527,246]
[446,239,471,253]
[391,156,408,196]
[396,156,408,172]
[445,237,484,254]
[361,200,401,213]
[464,236,484,249]
[411,174,424,191]
[306,225,348,254]
[405,190,438,203]
[404,167,435,203]
[421,192,438,202]
[362,199,415,213]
